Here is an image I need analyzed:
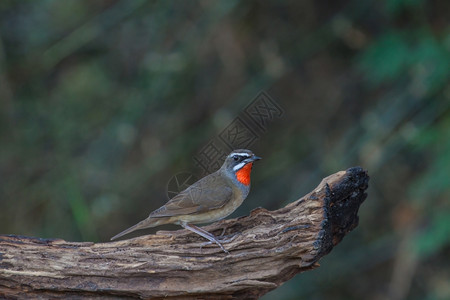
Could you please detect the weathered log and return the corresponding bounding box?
[0,167,368,299]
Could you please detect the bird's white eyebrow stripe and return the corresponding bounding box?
[229,153,251,157]
[233,162,246,171]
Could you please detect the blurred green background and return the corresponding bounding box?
[0,0,449,299]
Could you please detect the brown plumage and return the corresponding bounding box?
[111,149,261,253]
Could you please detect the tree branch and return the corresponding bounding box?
[0,167,369,299]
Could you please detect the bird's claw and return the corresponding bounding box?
[199,233,238,253]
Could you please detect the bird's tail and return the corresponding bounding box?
[110,217,169,241]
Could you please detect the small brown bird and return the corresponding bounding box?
[111,149,261,253]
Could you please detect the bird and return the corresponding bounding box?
[111,149,261,253]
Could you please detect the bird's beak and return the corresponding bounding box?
[251,155,262,161]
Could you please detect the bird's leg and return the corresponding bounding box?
[218,227,227,237]
[215,225,240,242]
[214,226,239,243]
[198,226,238,251]
[182,223,229,254]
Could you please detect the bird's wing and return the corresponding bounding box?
[149,174,233,218]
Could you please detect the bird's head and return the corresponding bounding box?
[221,149,261,186]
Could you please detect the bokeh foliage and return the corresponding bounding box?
[0,0,449,299]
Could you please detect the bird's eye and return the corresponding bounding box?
[233,155,239,161]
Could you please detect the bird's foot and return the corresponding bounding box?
[198,238,230,254]
[182,223,230,254]
[199,234,237,251]
[218,233,238,243]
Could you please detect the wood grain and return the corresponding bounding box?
[0,167,368,299]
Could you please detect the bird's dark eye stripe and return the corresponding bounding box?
[232,154,250,161]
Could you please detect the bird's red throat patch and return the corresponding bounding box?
[236,163,253,186]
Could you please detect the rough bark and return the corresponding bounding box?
[0,167,368,299]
